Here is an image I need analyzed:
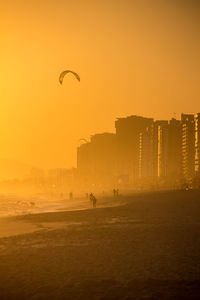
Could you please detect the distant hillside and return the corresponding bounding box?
[0,159,33,181]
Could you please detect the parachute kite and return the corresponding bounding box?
[59,70,80,85]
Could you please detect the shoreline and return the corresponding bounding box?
[0,193,127,238]
[0,189,200,299]
[1,189,199,239]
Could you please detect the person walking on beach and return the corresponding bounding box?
[116,189,119,197]
[89,192,93,206]
[69,192,73,200]
[90,193,97,208]
[92,195,97,208]
[113,189,119,197]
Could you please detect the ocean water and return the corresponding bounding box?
[0,194,85,217]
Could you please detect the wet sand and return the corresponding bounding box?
[0,190,200,299]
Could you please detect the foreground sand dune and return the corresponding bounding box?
[0,190,200,299]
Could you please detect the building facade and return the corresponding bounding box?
[77,133,116,189]
[194,113,200,175]
[181,114,195,183]
[153,120,168,179]
[77,113,200,190]
[139,126,154,182]
[158,123,169,179]
[168,118,182,182]
[115,116,154,186]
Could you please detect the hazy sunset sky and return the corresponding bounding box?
[1,0,200,169]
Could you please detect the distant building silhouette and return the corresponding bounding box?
[77,133,116,189]
[153,120,168,180]
[168,118,182,184]
[181,114,195,183]
[90,133,116,188]
[77,142,92,186]
[194,113,200,175]
[139,126,154,183]
[77,113,200,190]
[158,122,169,179]
[115,116,154,186]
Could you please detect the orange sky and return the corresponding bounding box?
[1,0,200,169]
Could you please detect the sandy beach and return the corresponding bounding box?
[0,190,200,299]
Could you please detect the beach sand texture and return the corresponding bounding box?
[0,190,200,299]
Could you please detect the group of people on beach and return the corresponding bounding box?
[69,191,97,208]
[113,189,119,197]
[85,192,97,208]
[69,188,120,209]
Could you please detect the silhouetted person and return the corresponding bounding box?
[86,192,89,199]
[69,192,73,200]
[89,193,94,203]
[92,195,97,208]
[116,189,119,197]
[90,193,97,208]
[113,189,116,197]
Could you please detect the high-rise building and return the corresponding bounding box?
[194,113,200,175]
[168,118,182,181]
[153,120,168,179]
[181,114,195,183]
[90,133,116,185]
[77,133,116,188]
[158,123,169,179]
[77,142,92,185]
[139,126,153,182]
[115,115,154,185]
[77,112,200,190]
